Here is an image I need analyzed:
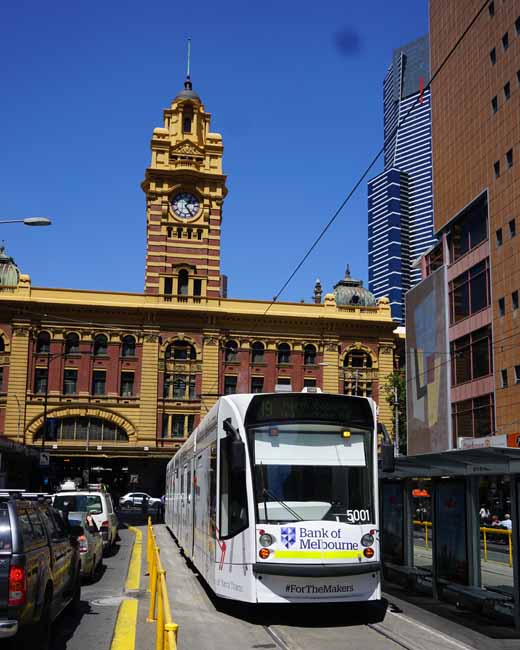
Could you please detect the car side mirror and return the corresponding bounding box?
[69,524,84,538]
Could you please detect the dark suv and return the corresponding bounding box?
[0,495,82,648]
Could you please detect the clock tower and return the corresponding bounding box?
[142,76,227,299]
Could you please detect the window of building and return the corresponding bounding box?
[251,342,265,364]
[450,326,492,385]
[223,375,237,395]
[303,377,317,388]
[187,229,192,240]
[513,290,519,311]
[303,344,317,365]
[36,332,50,354]
[496,228,503,246]
[172,415,185,438]
[167,227,172,238]
[449,259,491,324]
[65,332,79,355]
[515,365,520,384]
[164,277,173,296]
[38,416,127,442]
[452,394,494,439]
[343,373,372,398]
[447,193,488,263]
[492,96,498,113]
[182,110,192,133]
[489,1,495,17]
[178,269,189,296]
[166,340,196,360]
[490,47,496,64]
[277,377,291,385]
[344,349,373,369]
[193,279,202,296]
[120,372,134,397]
[63,369,78,395]
[501,368,508,388]
[502,32,509,51]
[494,160,501,178]
[197,229,203,240]
[498,296,505,316]
[224,340,238,363]
[518,70,520,87]
[277,343,291,364]
[122,335,136,357]
[506,149,513,167]
[93,334,108,357]
[34,367,48,394]
[516,16,520,35]
[0,366,3,392]
[504,81,511,100]
[92,370,106,396]
[509,218,516,238]
[251,376,264,393]
[162,414,195,439]
[425,244,444,276]
[163,374,196,400]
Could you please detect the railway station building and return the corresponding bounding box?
[0,77,400,494]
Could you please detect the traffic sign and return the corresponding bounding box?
[39,452,50,467]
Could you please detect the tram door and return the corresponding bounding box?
[185,462,194,555]
[181,463,189,550]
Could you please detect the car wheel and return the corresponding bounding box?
[38,587,53,650]
[66,571,81,616]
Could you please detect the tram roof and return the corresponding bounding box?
[381,447,520,479]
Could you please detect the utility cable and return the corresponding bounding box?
[263,0,491,315]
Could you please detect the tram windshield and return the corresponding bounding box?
[249,423,374,524]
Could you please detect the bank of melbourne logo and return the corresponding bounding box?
[281,527,296,549]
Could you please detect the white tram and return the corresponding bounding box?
[165,391,382,604]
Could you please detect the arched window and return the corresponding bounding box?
[166,340,196,361]
[251,342,265,364]
[122,335,136,358]
[93,334,108,357]
[303,344,317,366]
[0,338,4,353]
[277,343,291,364]
[178,269,189,296]
[344,349,372,369]
[36,332,50,354]
[65,332,80,355]
[35,416,128,442]
[225,340,238,363]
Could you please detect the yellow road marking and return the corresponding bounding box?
[125,526,142,591]
[274,550,363,559]
[111,599,138,650]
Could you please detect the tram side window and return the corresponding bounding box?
[219,435,248,539]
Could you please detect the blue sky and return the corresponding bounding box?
[0,0,428,302]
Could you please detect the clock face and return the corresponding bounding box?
[171,192,200,219]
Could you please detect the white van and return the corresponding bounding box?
[53,490,118,550]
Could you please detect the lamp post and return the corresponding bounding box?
[0,217,52,227]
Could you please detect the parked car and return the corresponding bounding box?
[66,512,103,582]
[119,492,161,508]
[53,490,118,551]
[0,493,82,649]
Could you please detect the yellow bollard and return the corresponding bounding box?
[148,557,158,621]
[424,522,428,548]
[483,529,487,561]
[509,531,513,568]
[156,571,165,650]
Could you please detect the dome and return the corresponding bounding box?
[333,265,377,307]
[0,244,20,288]
[174,77,201,102]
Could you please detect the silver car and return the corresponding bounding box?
[67,511,103,582]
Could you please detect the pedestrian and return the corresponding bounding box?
[479,504,490,522]
[141,495,149,520]
[160,494,165,523]
[499,513,512,530]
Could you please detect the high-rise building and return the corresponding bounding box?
[368,35,435,322]
[407,0,520,454]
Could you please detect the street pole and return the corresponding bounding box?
[41,349,50,453]
[394,385,400,457]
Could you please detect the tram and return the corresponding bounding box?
[165,391,383,604]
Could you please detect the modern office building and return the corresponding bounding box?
[368,35,435,322]
[407,0,520,454]
[0,77,400,492]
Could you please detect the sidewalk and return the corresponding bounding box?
[135,524,275,650]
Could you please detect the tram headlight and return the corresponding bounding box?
[259,533,274,547]
[361,533,375,547]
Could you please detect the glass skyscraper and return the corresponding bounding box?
[368,35,435,322]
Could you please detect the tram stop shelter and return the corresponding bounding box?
[380,447,520,630]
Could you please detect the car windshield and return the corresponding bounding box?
[249,422,374,524]
[54,495,103,514]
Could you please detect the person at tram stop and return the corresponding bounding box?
[141,495,149,516]
[479,505,490,522]
[499,514,512,530]
[489,514,501,527]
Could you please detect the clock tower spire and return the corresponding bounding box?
[142,67,227,300]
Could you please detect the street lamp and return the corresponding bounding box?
[0,217,52,227]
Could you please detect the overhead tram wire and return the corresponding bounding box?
[262,0,491,316]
